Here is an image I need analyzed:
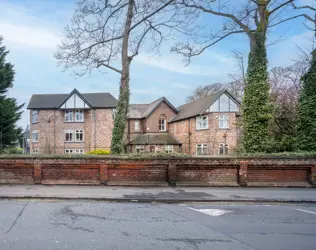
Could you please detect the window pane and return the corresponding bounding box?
[75,110,84,122]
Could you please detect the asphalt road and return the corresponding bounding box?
[0,200,315,250]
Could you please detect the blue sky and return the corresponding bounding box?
[0,0,314,128]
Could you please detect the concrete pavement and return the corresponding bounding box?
[0,185,315,202]
[1,200,316,249]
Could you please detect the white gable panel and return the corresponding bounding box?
[65,94,75,108]
[206,93,239,112]
[219,94,230,111]
[230,99,239,111]
[74,93,85,108]
[209,99,219,112]
[60,103,66,109]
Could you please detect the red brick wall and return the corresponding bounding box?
[176,165,238,184]
[41,164,100,185]
[0,163,34,184]
[248,166,309,182]
[108,164,167,182]
[0,157,315,187]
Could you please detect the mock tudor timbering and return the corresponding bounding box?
[28,89,241,155]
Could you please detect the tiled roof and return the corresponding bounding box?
[27,89,117,109]
[128,133,181,145]
[170,90,240,122]
[128,97,178,119]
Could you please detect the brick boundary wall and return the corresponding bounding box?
[0,157,315,187]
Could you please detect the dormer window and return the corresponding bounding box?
[159,115,167,131]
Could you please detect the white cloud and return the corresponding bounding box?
[171,83,192,89]
[135,52,236,77]
[0,22,60,50]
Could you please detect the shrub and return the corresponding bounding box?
[87,149,110,155]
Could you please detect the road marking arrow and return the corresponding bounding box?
[189,208,232,216]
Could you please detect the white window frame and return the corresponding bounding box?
[75,110,84,122]
[135,145,144,153]
[65,149,74,154]
[32,130,39,142]
[219,143,229,155]
[75,149,84,154]
[165,145,173,153]
[159,118,167,132]
[196,116,208,130]
[135,120,140,132]
[32,149,39,154]
[65,110,74,122]
[65,130,74,142]
[196,144,208,155]
[32,110,38,123]
[219,115,229,129]
[75,129,84,142]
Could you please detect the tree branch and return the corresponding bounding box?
[291,3,316,11]
[129,0,176,33]
[97,62,122,74]
[180,1,252,35]
[269,14,315,28]
[268,0,294,16]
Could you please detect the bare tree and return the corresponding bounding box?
[173,0,316,63]
[56,0,196,154]
[186,82,225,102]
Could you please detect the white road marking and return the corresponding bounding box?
[189,208,232,216]
[296,209,316,215]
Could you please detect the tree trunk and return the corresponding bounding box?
[241,0,272,153]
[242,31,272,153]
[110,0,134,155]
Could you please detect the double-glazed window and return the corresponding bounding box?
[32,130,39,142]
[65,110,74,122]
[75,129,84,142]
[32,149,39,154]
[159,115,167,131]
[32,110,38,123]
[196,116,208,130]
[219,115,229,129]
[65,130,73,142]
[65,130,84,142]
[196,144,208,155]
[75,110,84,122]
[65,110,84,122]
[65,149,84,154]
[135,145,144,153]
[165,145,173,153]
[219,143,229,155]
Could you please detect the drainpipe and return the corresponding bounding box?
[94,109,96,150]
[188,119,191,155]
[127,119,130,153]
[54,110,56,154]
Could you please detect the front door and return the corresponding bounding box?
[149,146,156,152]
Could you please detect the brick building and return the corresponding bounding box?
[168,90,241,155]
[28,89,240,155]
[27,89,117,154]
